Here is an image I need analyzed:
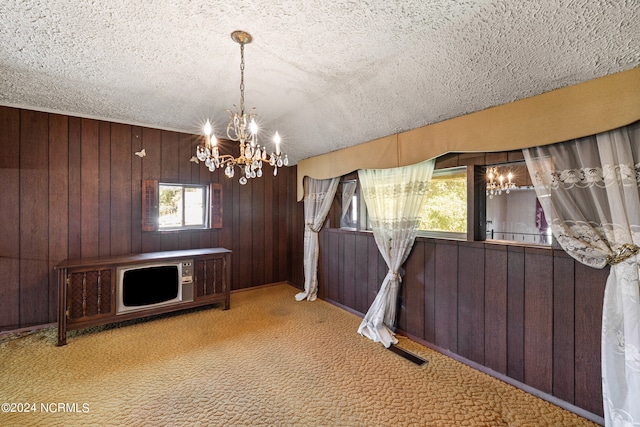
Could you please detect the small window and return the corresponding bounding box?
[142,180,222,231]
[159,184,207,229]
[418,167,467,239]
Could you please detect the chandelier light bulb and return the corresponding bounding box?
[273,131,281,154]
[203,120,212,136]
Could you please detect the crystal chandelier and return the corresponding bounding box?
[486,166,516,199]
[196,31,288,185]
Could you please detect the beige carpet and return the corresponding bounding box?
[1,284,597,427]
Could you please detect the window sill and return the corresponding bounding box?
[416,230,467,241]
[151,227,211,233]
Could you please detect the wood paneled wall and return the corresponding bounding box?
[315,150,608,419]
[0,106,303,332]
[318,230,607,418]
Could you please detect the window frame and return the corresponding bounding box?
[158,183,209,231]
[142,180,222,232]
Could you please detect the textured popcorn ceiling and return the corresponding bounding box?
[1,1,639,163]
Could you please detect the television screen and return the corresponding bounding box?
[122,265,179,307]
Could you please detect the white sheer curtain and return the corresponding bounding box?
[523,121,640,427]
[295,177,339,302]
[357,159,435,347]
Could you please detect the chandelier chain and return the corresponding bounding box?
[239,43,245,115]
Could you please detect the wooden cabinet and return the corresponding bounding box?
[55,248,231,345]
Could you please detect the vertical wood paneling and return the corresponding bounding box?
[160,232,179,252]
[327,231,340,301]
[140,128,161,253]
[553,251,576,404]
[318,228,328,300]
[178,230,192,250]
[354,233,370,314]
[160,131,179,182]
[291,170,304,287]
[342,233,356,308]
[98,121,111,257]
[434,241,458,352]
[277,168,288,282]
[423,239,436,343]
[0,107,21,329]
[524,248,553,394]
[239,180,253,288]
[130,126,143,254]
[80,119,100,258]
[178,133,193,184]
[219,168,233,252]
[142,128,162,180]
[231,175,241,289]
[252,172,265,287]
[367,235,379,307]
[264,171,274,281]
[403,240,425,338]
[337,230,345,303]
[484,245,508,374]
[110,123,132,255]
[19,110,49,326]
[48,114,69,322]
[575,262,607,417]
[458,242,485,364]
[68,117,81,259]
[507,245,525,382]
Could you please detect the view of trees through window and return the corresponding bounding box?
[159,184,206,229]
[418,169,467,233]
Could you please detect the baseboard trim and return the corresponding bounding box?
[230,281,295,294]
[0,322,57,338]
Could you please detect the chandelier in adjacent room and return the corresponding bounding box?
[486,166,516,199]
[196,31,288,185]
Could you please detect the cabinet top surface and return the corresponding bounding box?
[55,248,231,269]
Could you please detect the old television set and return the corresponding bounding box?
[116,260,194,315]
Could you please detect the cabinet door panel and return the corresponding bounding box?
[67,269,113,321]
[195,257,225,298]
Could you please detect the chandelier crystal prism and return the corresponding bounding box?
[196,31,288,185]
[486,166,516,199]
